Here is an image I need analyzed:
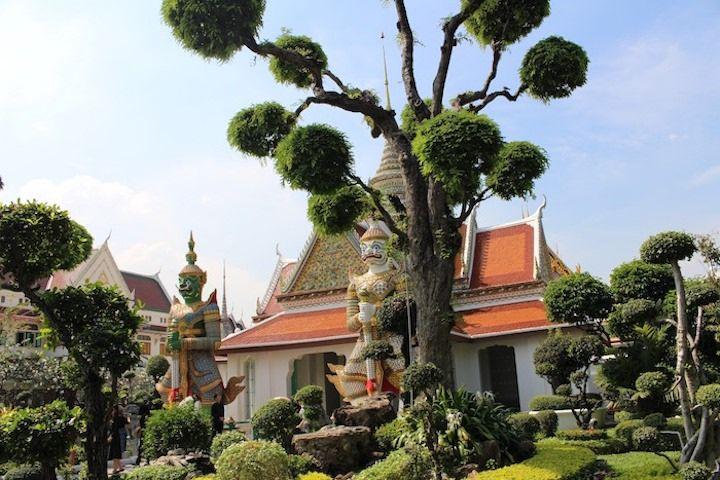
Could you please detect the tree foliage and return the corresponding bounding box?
[463,0,550,47]
[412,110,502,204]
[609,260,674,303]
[274,124,352,194]
[533,330,576,392]
[307,185,368,236]
[269,34,327,88]
[544,272,613,332]
[0,201,92,289]
[161,0,265,61]
[0,350,69,407]
[227,102,296,158]
[520,36,589,102]
[146,355,170,383]
[487,141,548,200]
[640,231,696,265]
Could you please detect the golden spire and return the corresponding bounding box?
[381,32,391,110]
[186,231,197,265]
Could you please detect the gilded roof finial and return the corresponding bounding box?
[186,231,197,266]
[381,32,391,110]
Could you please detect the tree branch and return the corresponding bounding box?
[350,174,407,243]
[455,187,491,226]
[453,41,503,107]
[323,69,349,93]
[469,84,527,112]
[394,0,430,121]
[432,0,483,115]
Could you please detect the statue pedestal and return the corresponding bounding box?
[331,392,396,430]
[292,425,372,474]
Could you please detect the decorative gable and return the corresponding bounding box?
[285,233,365,294]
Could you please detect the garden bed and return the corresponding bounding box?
[467,440,595,480]
[598,451,680,480]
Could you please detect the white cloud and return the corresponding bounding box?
[691,165,720,187]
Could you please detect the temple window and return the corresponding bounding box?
[137,334,152,356]
[15,324,41,348]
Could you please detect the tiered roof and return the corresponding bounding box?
[220,203,571,353]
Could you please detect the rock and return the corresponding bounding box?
[292,425,372,473]
[151,451,213,474]
[332,393,396,430]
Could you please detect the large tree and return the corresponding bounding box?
[0,201,142,480]
[160,0,589,383]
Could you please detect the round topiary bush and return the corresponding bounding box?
[143,405,213,459]
[635,371,672,397]
[632,426,661,452]
[508,413,541,440]
[640,231,696,265]
[520,36,589,102]
[402,362,443,394]
[462,0,549,46]
[679,461,712,480]
[294,385,323,406]
[210,430,247,462]
[123,465,189,480]
[4,464,41,480]
[534,410,559,437]
[696,384,720,410]
[642,413,666,428]
[544,272,613,325]
[161,0,265,61]
[146,355,170,382]
[307,186,368,236]
[216,440,290,480]
[412,109,502,204]
[251,398,300,451]
[227,102,296,158]
[269,34,328,88]
[615,419,645,445]
[288,453,319,478]
[486,141,548,200]
[274,124,353,195]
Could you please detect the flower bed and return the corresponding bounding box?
[467,440,595,480]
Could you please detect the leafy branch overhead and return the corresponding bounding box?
[161,0,588,238]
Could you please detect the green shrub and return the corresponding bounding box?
[555,384,572,397]
[614,410,637,423]
[143,405,213,459]
[297,474,332,480]
[374,417,412,451]
[557,438,628,455]
[679,461,711,480]
[556,429,607,441]
[696,384,720,410]
[146,355,170,382]
[599,451,681,480]
[4,464,41,480]
[251,398,300,451]
[402,362,444,394]
[614,419,645,444]
[210,431,246,461]
[123,465,188,480]
[529,395,572,411]
[632,426,661,452]
[268,34,327,88]
[642,413,666,428]
[288,453,318,478]
[635,371,672,397]
[640,231,696,265]
[508,413,541,440]
[468,440,596,480]
[216,440,290,480]
[293,385,324,406]
[354,445,432,480]
[535,410,558,437]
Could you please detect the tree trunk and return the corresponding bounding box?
[84,372,109,480]
[671,261,696,443]
[40,462,57,480]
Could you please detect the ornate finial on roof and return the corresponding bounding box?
[103,229,112,245]
[381,32,391,110]
[275,243,283,260]
[186,231,197,265]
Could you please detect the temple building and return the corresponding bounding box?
[218,142,574,424]
[0,240,172,360]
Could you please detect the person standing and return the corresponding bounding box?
[134,401,151,466]
[108,405,129,474]
[211,393,224,435]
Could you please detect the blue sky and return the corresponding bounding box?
[1,1,718,320]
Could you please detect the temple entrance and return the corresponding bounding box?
[291,352,346,414]
[478,345,520,411]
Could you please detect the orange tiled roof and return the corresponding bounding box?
[455,300,550,337]
[469,224,534,288]
[221,307,355,350]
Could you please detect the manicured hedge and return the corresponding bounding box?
[557,438,629,455]
[529,395,573,411]
[556,429,607,441]
[599,451,680,480]
[467,440,595,480]
[123,465,188,480]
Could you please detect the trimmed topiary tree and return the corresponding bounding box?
[227,102,296,158]
[534,410,558,438]
[210,430,246,462]
[146,355,170,383]
[508,413,540,440]
[293,385,326,433]
[215,440,290,480]
[251,398,300,452]
[161,0,590,391]
[143,405,213,459]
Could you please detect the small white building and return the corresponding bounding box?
[0,240,172,360]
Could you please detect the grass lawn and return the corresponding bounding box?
[598,451,681,480]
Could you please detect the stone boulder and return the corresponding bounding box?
[151,450,213,475]
[292,425,372,473]
[332,393,396,430]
